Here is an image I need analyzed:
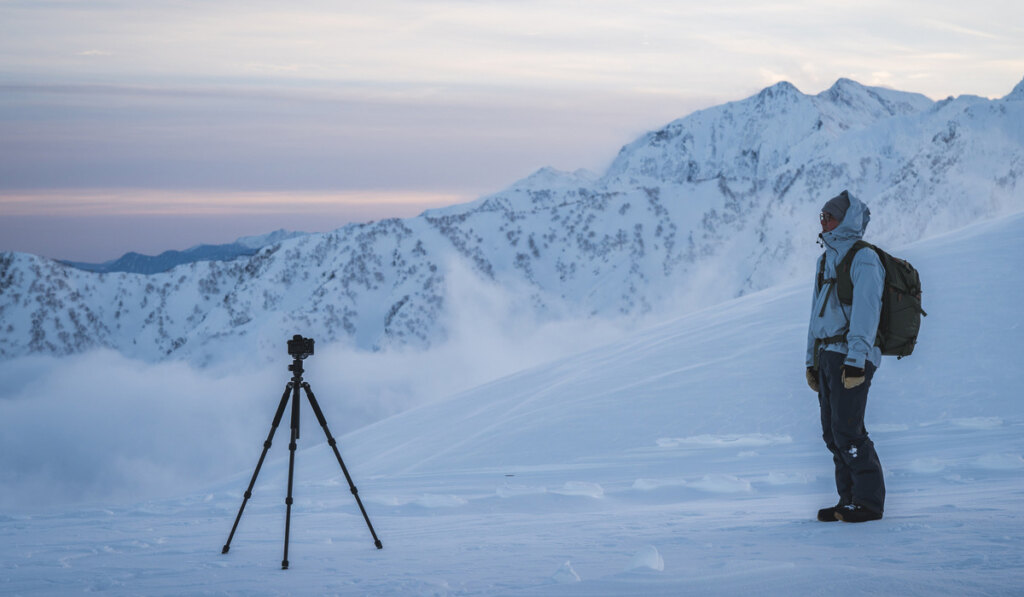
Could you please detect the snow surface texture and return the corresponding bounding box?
[1,77,1023,364]
[1,207,1021,595]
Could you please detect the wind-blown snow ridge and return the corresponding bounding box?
[1,76,1023,363]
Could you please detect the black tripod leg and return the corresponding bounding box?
[222,383,292,555]
[281,380,302,569]
[302,382,384,550]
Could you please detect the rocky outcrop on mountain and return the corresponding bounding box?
[2,77,1022,363]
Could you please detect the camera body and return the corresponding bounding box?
[287,335,315,360]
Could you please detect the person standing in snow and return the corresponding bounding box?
[805,190,886,523]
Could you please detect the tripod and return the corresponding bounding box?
[222,336,383,569]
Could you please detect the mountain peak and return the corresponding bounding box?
[1004,76,1024,101]
[757,80,802,100]
[814,77,932,117]
[821,77,868,101]
[831,77,862,89]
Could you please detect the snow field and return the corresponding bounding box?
[2,211,1023,595]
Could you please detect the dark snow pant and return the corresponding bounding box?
[817,350,885,514]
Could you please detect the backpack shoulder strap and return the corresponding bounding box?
[840,240,874,268]
[816,252,826,292]
[836,240,874,304]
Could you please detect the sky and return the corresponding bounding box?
[1,0,1023,261]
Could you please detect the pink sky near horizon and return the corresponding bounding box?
[0,189,472,261]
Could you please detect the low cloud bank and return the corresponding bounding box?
[0,352,273,512]
[0,260,632,512]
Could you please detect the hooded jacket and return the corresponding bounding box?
[805,192,884,370]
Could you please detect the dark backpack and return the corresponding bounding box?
[817,240,927,359]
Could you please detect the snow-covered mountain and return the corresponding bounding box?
[60,229,306,275]
[1,77,1022,363]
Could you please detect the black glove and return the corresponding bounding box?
[806,367,819,393]
[841,365,866,389]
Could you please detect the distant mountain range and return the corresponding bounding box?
[60,229,306,275]
[2,76,1022,364]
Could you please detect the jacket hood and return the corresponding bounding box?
[820,191,870,253]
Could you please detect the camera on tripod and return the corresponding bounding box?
[222,333,382,568]
[287,334,314,360]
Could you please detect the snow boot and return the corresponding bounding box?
[835,504,882,523]
[817,504,842,522]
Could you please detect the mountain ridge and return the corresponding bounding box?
[1,76,1022,364]
[60,229,306,275]
[1004,76,1024,100]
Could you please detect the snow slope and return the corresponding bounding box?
[2,209,1021,595]
[2,77,1022,363]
